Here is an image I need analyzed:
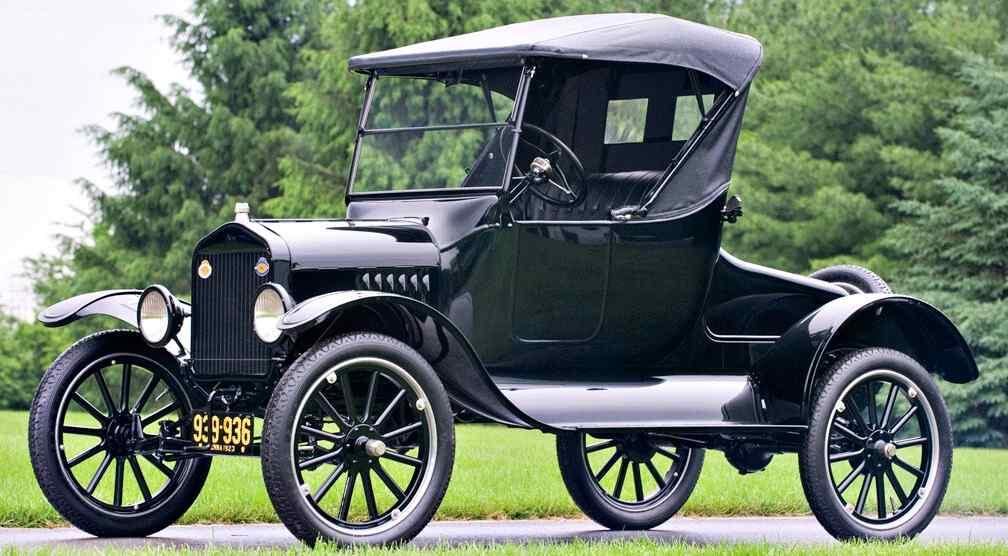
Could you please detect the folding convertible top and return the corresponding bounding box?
[348,13,763,91]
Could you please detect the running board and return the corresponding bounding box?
[494,374,776,430]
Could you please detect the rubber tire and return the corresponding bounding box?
[799,347,952,541]
[29,330,212,537]
[261,332,455,547]
[556,433,704,530]
[810,264,892,294]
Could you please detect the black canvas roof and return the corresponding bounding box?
[348,13,763,90]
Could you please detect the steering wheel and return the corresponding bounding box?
[511,123,587,207]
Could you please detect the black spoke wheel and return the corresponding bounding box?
[262,333,454,547]
[557,431,704,530]
[800,348,951,541]
[29,331,211,537]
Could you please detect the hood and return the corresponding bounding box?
[256,219,440,271]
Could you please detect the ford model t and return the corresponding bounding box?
[30,14,978,545]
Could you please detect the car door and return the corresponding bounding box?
[510,222,610,342]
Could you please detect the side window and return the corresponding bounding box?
[672,94,714,140]
[604,98,649,144]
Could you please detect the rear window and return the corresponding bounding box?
[604,98,649,144]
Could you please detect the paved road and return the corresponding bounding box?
[2,517,1006,550]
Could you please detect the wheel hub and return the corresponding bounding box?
[863,430,895,471]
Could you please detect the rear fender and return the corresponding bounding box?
[278,291,543,430]
[754,294,978,425]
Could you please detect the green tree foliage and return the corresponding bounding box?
[886,46,1008,446]
[32,0,326,303]
[723,0,1002,274]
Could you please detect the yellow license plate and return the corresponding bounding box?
[191,412,255,455]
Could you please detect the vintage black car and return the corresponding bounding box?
[30,14,978,546]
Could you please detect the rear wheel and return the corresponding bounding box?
[810,264,891,294]
[261,333,454,547]
[556,431,703,530]
[28,330,211,537]
[799,347,951,540]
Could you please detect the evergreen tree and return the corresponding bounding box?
[723,0,1002,274]
[886,46,1008,446]
[31,0,328,302]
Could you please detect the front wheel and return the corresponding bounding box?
[28,330,211,537]
[556,431,704,530]
[799,347,952,540]
[261,333,454,547]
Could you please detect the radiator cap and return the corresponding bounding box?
[235,202,250,223]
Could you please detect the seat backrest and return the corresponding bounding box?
[512,170,662,221]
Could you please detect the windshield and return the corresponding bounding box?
[350,67,521,193]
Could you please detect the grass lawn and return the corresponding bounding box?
[1,410,1006,527]
[3,541,1007,556]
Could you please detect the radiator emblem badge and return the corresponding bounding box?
[197,259,212,279]
[254,257,270,277]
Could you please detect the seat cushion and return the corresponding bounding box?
[514,170,663,221]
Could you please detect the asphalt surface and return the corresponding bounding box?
[2,517,1006,550]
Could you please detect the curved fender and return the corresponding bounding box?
[754,294,978,425]
[38,290,143,328]
[279,291,546,430]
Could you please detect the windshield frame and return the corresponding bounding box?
[345,65,533,202]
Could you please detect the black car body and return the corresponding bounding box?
[32,13,978,545]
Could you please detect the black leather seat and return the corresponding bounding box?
[513,170,663,221]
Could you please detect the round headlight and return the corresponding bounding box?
[138,285,182,347]
[254,284,291,344]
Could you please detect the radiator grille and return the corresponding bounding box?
[191,249,273,378]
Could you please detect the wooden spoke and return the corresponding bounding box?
[120,363,132,413]
[888,406,918,435]
[832,421,866,442]
[128,455,152,502]
[143,454,175,478]
[876,471,887,519]
[131,375,159,414]
[594,451,621,482]
[373,389,406,427]
[644,459,666,489]
[299,425,342,444]
[372,461,404,501]
[315,392,352,432]
[865,383,878,429]
[313,463,346,503]
[585,440,616,453]
[654,446,680,462]
[362,372,379,422]
[829,448,865,462]
[880,382,899,430]
[843,397,871,434]
[893,436,927,449]
[337,470,357,521]
[141,402,179,427]
[361,470,379,520]
[632,462,644,502]
[885,468,909,506]
[340,375,357,423]
[72,392,109,424]
[382,421,423,440]
[86,453,113,494]
[835,461,866,495]
[382,449,422,467]
[93,369,117,415]
[62,425,104,437]
[298,447,345,470]
[892,456,924,479]
[113,457,125,507]
[67,443,105,468]
[855,473,873,515]
[612,458,629,499]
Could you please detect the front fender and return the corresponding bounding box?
[279,291,544,430]
[755,294,978,425]
[38,290,191,354]
[39,290,143,328]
